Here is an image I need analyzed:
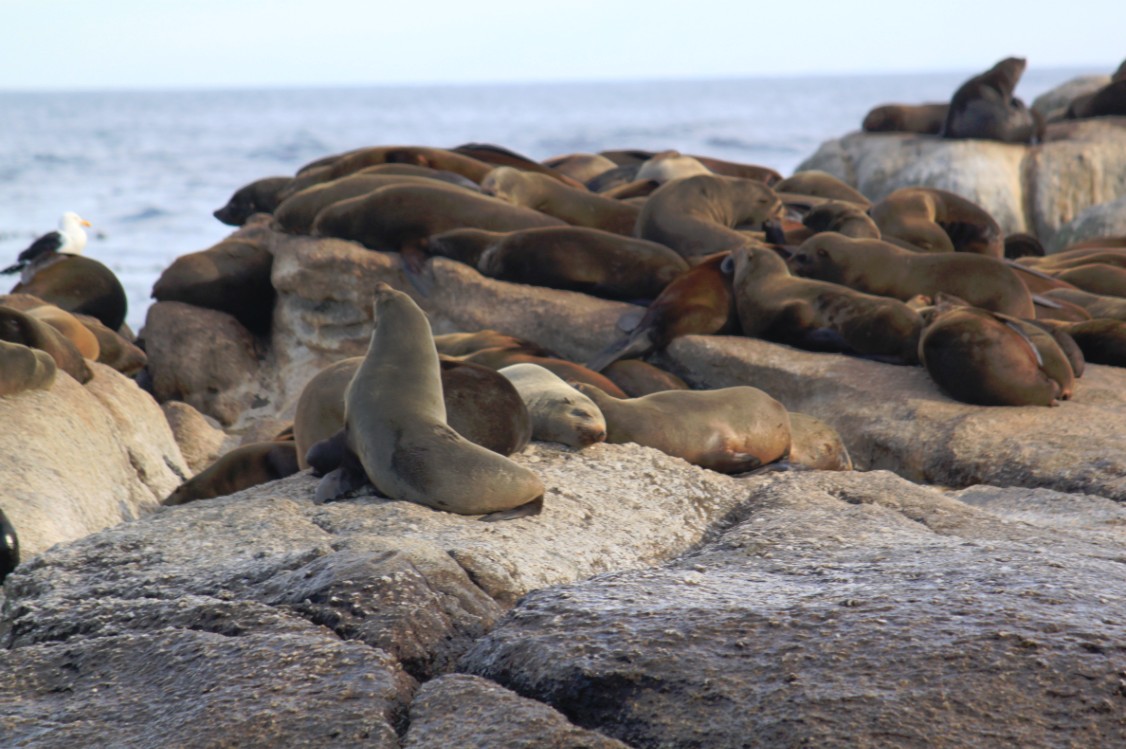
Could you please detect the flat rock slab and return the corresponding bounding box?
[462,470,1126,749]
[657,334,1126,501]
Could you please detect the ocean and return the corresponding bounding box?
[0,68,1096,331]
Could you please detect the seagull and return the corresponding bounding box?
[2,212,92,279]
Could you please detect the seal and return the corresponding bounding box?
[1048,264,1126,298]
[0,305,92,383]
[0,339,57,397]
[634,151,712,183]
[26,303,100,359]
[635,174,785,261]
[11,255,128,330]
[1039,318,1126,367]
[433,329,555,358]
[773,171,870,206]
[213,176,293,226]
[797,201,881,240]
[0,507,18,584]
[452,142,584,187]
[573,382,792,474]
[919,305,1074,406]
[1066,78,1126,119]
[787,233,1035,317]
[310,183,566,254]
[459,347,628,397]
[163,441,300,505]
[587,251,737,371]
[787,412,853,471]
[293,355,533,469]
[316,283,544,515]
[941,57,1040,143]
[1042,287,1126,321]
[869,187,1004,257]
[862,103,949,134]
[498,363,608,448]
[151,238,275,335]
[730,245,923,363]
[541,152,619,185]
[481,167,640,235]
[425,226,689,301]
[602,359,689,397]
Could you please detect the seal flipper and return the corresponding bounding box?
[479,494,544,523]
[306,428,348,477]
[313,448,372,504]
[586,327,655,372]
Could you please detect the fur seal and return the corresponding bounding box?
[919,305,1074,406]
[151,238,275,335]
[26,304,100,359]
[425,226,689,301]
[481,167,640,235]
[635,174,784,261]
[942,57,1041,143]
[293,355,533,469]
[163,441,300,505]
[213,176,293,226]
[1042,288,1126,321]
[731,245,923,363]
[1047,264,1126,298]
[574,383,792,474]
[433,329,555,358]
[458,347,628,398]
[797,201,881,240]
[787,412,853,471]
[870,187,1004,257]
[1039,318,1126,367]
[773,171,870,206]
[0,305,92,383]
[317,283,544,514]
[1066,77,1126,119]
[602,359,688,397]
[587,252,737,371]
[862,103,949,134]
[11,255,128,331]
[787,233,1035,317]
[0,508,18,583]
[634,151,711,183]
[541,153,619,185]
[0,339,57,396]
[452,143,584,188]
[1004,233,1045,259]
[498,363,607,448]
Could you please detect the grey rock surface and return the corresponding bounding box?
[1048,194,1126,252]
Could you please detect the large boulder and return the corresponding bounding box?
[0,362,188,558]
[1031,74,1110,122]
[1047,194,1126,252]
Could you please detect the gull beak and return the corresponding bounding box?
[80,219,92,227]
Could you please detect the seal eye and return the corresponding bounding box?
[817,248,828,258]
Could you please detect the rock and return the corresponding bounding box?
[0,363,188,558]
[461,470,1126,749]
[1047,195,1126,252]
[1031,74,1110,122]
[402,674,630,749]
[161,400,236,475]
[656,334,1126,500]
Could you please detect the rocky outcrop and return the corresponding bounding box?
[797,116,1126,247]
[1031,74,1110,122]
[0,362,188,558]
[1048,194,1126,252]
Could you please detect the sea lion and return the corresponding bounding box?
[481,167,640,235]
[1066,79,1126,119]
[598,150,781,184]
[919,306,1074,406]
[1004,233,1045,259]
[425,226,689,301]
[26,304,100,359]
[635,174,784,261]
[799,201,881,239]
[0,508,18,583]
[460,347,628,398]
[151,238,275,335]
[586,252,737,371]
[0,339,57,396]
[1042,287,1126,321]
[0,294,145,374]
[1020,247,1126,271]
[870,187,1004,257]
[731,245,923,363]
[634,151,711,183]
[787,233,1035,317]
[213,176,293,225]
[0,305,92,383]
[433,329,555,358]
[317,283,544,514]
[11,254,128,330]
[1039,318,1126,367]
[787,412,853,471]
[602,359,689,397]
[163,441,300,505]
[452,142,584,188]
[498,363,607,448]
[1048,264,1126,298]
[541,152,619,185]
[293,355,533,469]
[355,163,482,190]
[862,103,949,134]
[574,383,791,474]
[941,57,1040,143]
[310,183,566,255]
[773,171,870,206]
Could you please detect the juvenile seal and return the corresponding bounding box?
[862,103,949,134]
[319,283,544,514]
[499,363,607,448]
[787,412,853,471]
[636,174,784,261]
[163,441,300,505]
[942,57,1040,143]
[213,176,292,225]
[870,187,1004,257]
[481,167,640,235]
[731,245,923,363]
[0,339,57,396]
[574,383,792,474]
[787,233,1035,317]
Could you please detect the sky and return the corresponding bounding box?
[1,0,1122,90]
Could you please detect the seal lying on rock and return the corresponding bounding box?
[870,187,1004,257]
[163,441,300,505]
[0,339,56,397]
[941,57,1040,144]
[498,363,607,449]
[314,283,545,515]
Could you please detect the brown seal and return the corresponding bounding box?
[1048,264,1126,298]
[635,174,784,261]
[731,245,923,363]
[213,176,293,226]
[0,339,57,397]
[1039,318,1126,367]
[787,233,1035,317]
[458,347,628,398]
[433,329,554,358]
[787,412,853,471]
[151,238,275,335]
[1042,288,1126,321]
[294,355,533,469]
[941,57,1040,143]
[12,255,128,330]
[773,171,870,206]
[163,441,300,505]
[26,304,100,359]
[870,187,1004,257]
[498,363,607,448]
[425,226,689,301]
[314,283,544,514]
[862,103,949,134]
[919,306,1074,406]
[481,167,640,235]
[452,142,584,188]
[586,252,737,371]
[541,152,620,185]
[0,305,92,383]
[798,201,881,240]
[574,382,792,474]
[602,359,688,397]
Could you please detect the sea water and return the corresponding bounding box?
[0,68,1094,330]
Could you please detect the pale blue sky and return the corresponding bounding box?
[1,0,1121,89]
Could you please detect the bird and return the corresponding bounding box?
[2,212,92,279]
